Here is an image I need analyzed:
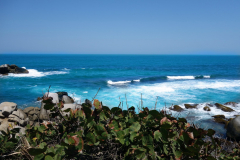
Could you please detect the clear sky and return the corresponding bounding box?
[0,0,239,55]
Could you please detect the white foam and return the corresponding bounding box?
[83,91,88,93]
[167,76,195,80]
[22,67,26,69]
[63,68,69,70]
[133,79,140,82]
[8,69,68,78]
[107,80,131,85]
[203,75,210,78]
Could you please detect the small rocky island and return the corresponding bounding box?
[0,64,29,75]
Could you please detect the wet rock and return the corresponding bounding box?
[212,115,225,119]
[184,104,198,109]
[224,102,238,107]
[215,103,235,112]
[0,64,29,75]
[227,116,240,141]
[44,92,59,103]
[207,104,214,107]
[203,106,211,111]
[0,102,17,117]
[170,105,184,112]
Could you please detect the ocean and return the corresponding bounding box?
[0,54,240,136]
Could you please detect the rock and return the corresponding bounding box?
[224,102,238,107]
[207,104,214,107]
[184,104,198,109]
[28,108,40,115]
[44,92,59,103]
[8,114,27,126]
[212,115,225,119]
[0,102,17,117]
[227,116,240,141]
[39,103,49,120]
[12,109,27,120]
[13,126,26,135]
[215,103,235,112]
[0,64,29,75]
[62,95,74,104]
[0,112,5,118]
[56,92,68,101]
[23,107,35,114]
[203,106,211,111]
[61,104,81,116]
[0,118,15,133]
[170,105,184,112]
[37,97,42,101]
[31,114,39,121]
[85,99,92,108]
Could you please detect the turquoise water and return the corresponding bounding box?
[1,54,240,135]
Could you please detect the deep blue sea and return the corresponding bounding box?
[0,54,240,136]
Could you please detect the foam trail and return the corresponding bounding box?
[167,76,195,80]
[133,79,140,82]
[8,69,68,78]
[108,80,131,85]
[83,91,88,93]
[204,75,210,78]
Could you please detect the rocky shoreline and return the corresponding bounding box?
[0,64,29,75]
[0,91,240,141]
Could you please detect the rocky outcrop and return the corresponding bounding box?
[203,106,211,111]
[0,64,29,75]
[170,105,184,112]
[224,102,238,107]
[184,104,198,109]
[227,116,240,141]
[0,102,17,117]
[215,103,235,112]
[62,95,74,104]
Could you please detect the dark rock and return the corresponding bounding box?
[0,64,29,75]
[203,106,211,111]
[212,115,225,119]
[224,102,238,107]
[85,99,92,108]
[215,103,235,112]
[227,116,240,141]
[184,104,198,109]
[170,105,184,112]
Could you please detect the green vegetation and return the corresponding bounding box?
[0,96,240,160]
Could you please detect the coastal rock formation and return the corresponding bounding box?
[0,102,17,117]
[203,106,211,111]
[227,116,240,141]
[184,104,198,109]
[44,92,59,103]
[0,64,29,75]
[224,102,238,107]
[170,105,184,112]
[215,103,235,112]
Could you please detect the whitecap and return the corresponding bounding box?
[107,80,131,85]
[133,79,140,82]
[203,75,211,78]
[83,91,88,93]
[22,67,26,69]
[167,76,195,80]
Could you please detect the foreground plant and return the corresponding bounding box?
[1,96,240,159]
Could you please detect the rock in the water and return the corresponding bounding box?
[62,95,74,104]
[212,115,225,119]
[203,106,211,111]
[224,102,238,107]
[184,104,198,109]
[227,116,240,141]
[0,102,17,117]
[44,92,59,103]
[12,109,27,120]
[0,64,29,75]
[215,103,235,112]
[170,105,184,112]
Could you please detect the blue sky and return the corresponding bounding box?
[0,0,239,55]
